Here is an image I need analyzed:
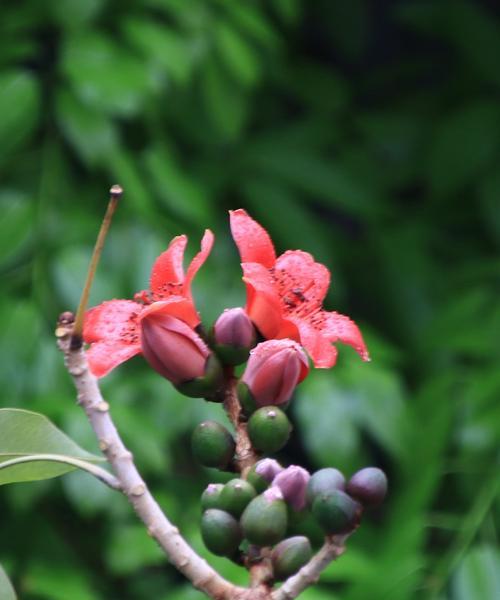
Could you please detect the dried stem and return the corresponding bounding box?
[71,185,122,349]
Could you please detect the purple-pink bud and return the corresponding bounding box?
[255,458,284,483]
[140,307,209,385]
[214,308,255,348]
[242,339,309,406]
[273,466,310,511]
[264,486,284,502]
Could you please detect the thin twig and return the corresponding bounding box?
[271,535,348,600]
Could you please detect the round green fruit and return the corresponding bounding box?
[201,509,242,556]
[306,468,346,507]
[191,421,235,469]
[241,490,288,546]
[271,536,313,581]
[312,489,359,534]
[201,483,224,510]
[220,479,257,517]
[247,406,291,453]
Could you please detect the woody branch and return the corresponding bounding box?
[57,322,246,600]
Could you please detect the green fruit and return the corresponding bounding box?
[176,355,223,399]
[241,491,288,546]
[272,536,313,580]
[247,406,291,453]
[247,462,271,494]
[286,507,324,546]
[306,468,345,507]
[201,483,224,510]
[312,490,359,534]
[191,421,235,469]
[201,509,242,556]
[347,467,388,507]
[220,479,257,517]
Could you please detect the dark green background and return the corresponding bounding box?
[0,1,499,599]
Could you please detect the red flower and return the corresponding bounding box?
[83,230,214,378]
[229,209,369,368]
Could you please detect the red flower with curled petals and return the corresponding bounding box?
[83,230,214,378]
[229,209,369,368]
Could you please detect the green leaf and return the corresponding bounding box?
[123,19,193,84]
[214,20,261,87]
[0,408,104,485]
[0,190,34,268]
[62,32,154,116]
[426,101,500,196]
[452,545,500,600]
[105,524,165,575]
[0,564,17,600]
[0,71,39,161]
[56,90,118,165]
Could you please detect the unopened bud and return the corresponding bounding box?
[248,406,291,453]
[312,489,360,535]
[273,466,310,511]
[247,458,283,494]
[140,305,209,385]
[306,468,346,508]
[241,340,309,407]
[213,308,256,365]
[201,509,242,557]
[241,491,288,546]
[271,536,313,581]
[347,467,388,507]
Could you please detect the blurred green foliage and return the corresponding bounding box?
[0,0,499,598]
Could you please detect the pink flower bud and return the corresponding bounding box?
[214,308,255,348]
[273,466,310,511]
[140,306,209,385]
[255,458,284,483]
[264,486,284,502]
[242,339,309,406]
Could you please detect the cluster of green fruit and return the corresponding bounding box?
[192,410,387,581]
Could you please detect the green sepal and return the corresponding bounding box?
[175,354,223,399]
[237,381,258,416]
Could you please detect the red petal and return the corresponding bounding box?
[274,250,330,314]
[295,311,369,367]
[184,229,214,300]
[295,319,339,368]
[83,300,142,344]
[322,311,370,361]
[230,209,276,268]
[150,235,187,297]
[241,262,283,338]
[139,297,201,329]
[86,341,141,378]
